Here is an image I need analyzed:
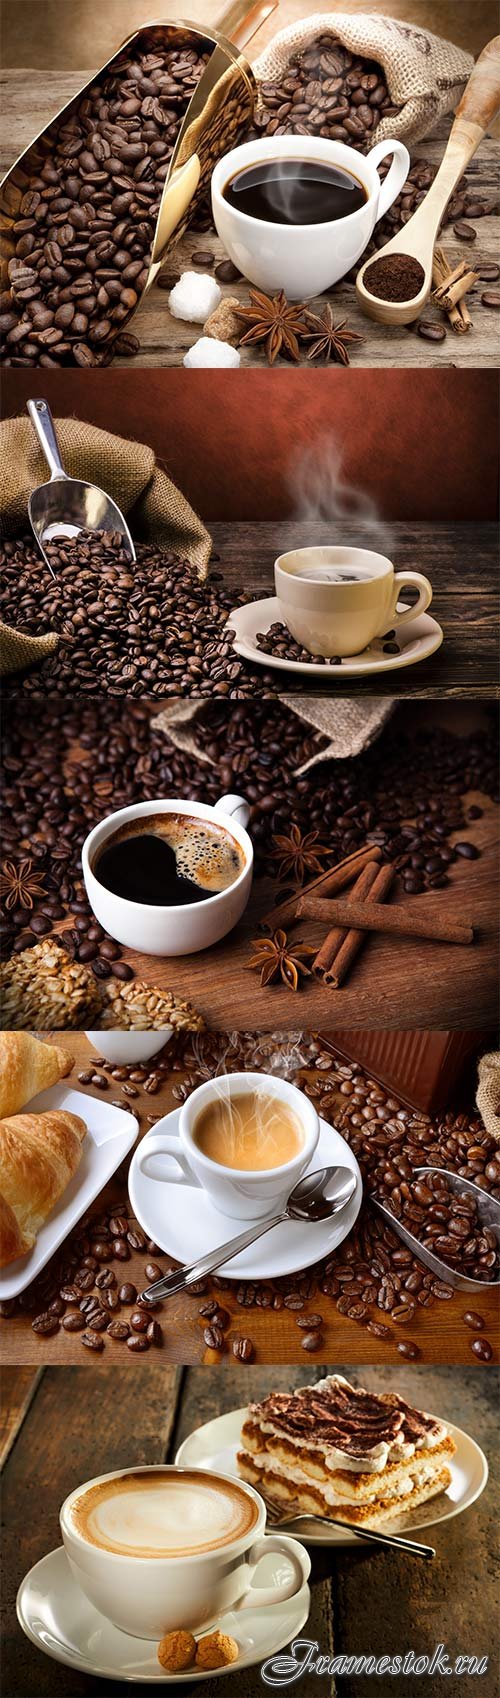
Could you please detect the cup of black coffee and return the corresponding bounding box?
[82,797,252,956]
[211,136,409,298]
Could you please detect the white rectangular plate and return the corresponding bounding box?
[0,1083,138,1298]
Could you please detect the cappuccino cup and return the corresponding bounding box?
[275,545,433,658]
[60,1465,310,1640]
[82,794,253,956]
[136,1070,320,1220]
[211,135,410,299]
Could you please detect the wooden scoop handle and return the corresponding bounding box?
[454,35,500,134]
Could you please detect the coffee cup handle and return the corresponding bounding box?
[214,793,250,831]
[391,570,433,628]
[370,139,410,220]
[136,1133,200,1188]
[237,1534,310,1609]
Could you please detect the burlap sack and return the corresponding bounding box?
[253,13,473,149]
[477,1051,500,1146]
[0,415,212,675]
[153,697,394,773]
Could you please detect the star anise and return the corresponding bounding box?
[248,929,315,991]
[0,858,47,911]
[304,306,363,365]
[271,824,331,885]
[236,289,310,365]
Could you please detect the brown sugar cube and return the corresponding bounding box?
[195,1629,239,1669]
[157,1629,196,1671]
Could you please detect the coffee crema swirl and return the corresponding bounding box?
[71,1469,258,1557]
[93,812,245,907]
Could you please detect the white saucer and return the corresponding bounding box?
[16,1547,311,1683]
[128,1109,361,1280]
[176,1408,489,1547]
[228,598,444,677]
[0,1084,138,1299]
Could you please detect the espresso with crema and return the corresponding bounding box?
[71,1470,258,1557]
[193,1090,304,1171]
[93,813,245,906]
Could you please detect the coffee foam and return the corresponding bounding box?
[194,1088,304,1171]
[94,813,244,895]
[71,1470,258,1557]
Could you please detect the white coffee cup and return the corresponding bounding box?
[137,1070,320,1220]
[211,135,410,299]
[275,545,433,658]
[82,795,253,957]
[85,1031,172,1065]
[60,1465,310,1641]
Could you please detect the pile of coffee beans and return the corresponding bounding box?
[378,1169,499,1282]
[0,1199,167,1353]
[252,33,399,148]
[0,32,211,367]
[0,531,277,696]
[1,698,496,972]
[256,621,401,665]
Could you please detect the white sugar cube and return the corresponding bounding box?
[169,272,221,323]
[183,338,241,368]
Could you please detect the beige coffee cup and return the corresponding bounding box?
[275,546,433,659]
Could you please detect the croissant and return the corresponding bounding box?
[0,1109,87,1267]
[0,1032,73,1119]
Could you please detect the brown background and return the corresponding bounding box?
[1,0,497,68]
[1,371,498,522]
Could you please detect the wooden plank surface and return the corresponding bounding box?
[0,1365,41,1467]
[210,520,499,698]
[1,71,498,370]
[1,1031,498,1368]
[1,1362,498,1698]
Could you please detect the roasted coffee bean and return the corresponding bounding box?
[453,221,477,240]
[396,1340,420,1359]
[127,1333,150,1352]
[470,1337,492,1360]
[463,1310,485,1330]
[146,1319,163,1345]
[62,1311,86,1331]
[232,1336,254,1361]
[127,1228,146,1251]
[296,1312,324,1329]
[481,291,500,308]
[1,35,211,367]
[31,1311,60,1335]
[95,1269,117,1290]
[118,1283,137,1304]
[130,1309,149,1333]
[108,1214,128,1237]
[88,1309,110,1332]
[81,1330,105,1351]
[144,1262,161,1281]
[107,1319,130,1340]
[191,250,214,267]
[366,1320,392,1339]
[417,320,446,342]
[48,1297,66,1316]
[203,1324,224,1349]
[301,1328,323,1350]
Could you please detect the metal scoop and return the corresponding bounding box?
[372,1168,500,1293]
[140,1164,357,1301]
[27,399,136,577]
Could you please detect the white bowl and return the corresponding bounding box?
[85,1031,172,1066]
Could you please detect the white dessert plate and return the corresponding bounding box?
[16,1547,311,1683]
[176,1408,488,1547]
[228,598,444,677]
[128,1108,362,1280]
[0,1084,138,1299]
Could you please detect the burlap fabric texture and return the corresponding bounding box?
[153,697,394,774]
[477,1051,500,1146]
[0,416,212,676]
[253,13,473,148]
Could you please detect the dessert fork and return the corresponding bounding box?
[260,1488,435,1558]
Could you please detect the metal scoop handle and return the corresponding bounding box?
[27,399,68,482]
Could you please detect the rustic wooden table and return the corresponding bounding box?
[1,1031,498,1368]
[1,1362,498,1697]
[210,520,500,697]
[1,73,498,370]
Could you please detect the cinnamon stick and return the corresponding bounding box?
[313,858,380,976]
[260,843,382,932]
[432,247,470,334]
[325,863,395,988]
[433,270,479,311]
[296,895,474,946]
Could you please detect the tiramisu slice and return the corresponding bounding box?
[237,1375,455,1527]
